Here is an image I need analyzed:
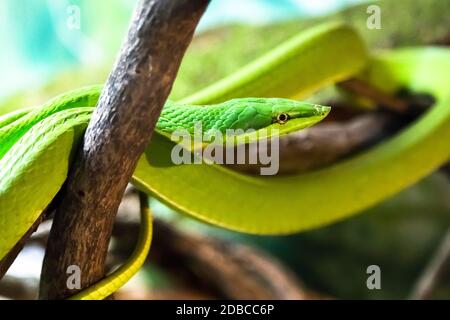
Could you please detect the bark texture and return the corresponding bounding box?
[39,0,210,299]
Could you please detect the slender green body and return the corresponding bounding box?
[1,23,449,299]
[159,98,329,134]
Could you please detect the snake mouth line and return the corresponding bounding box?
[316,105,331,117]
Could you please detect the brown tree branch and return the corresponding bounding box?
[231,76,440,175]
[9,189,312,300]
[112,210,310,299]
[0,212,45,279]
[0,276,38,300]
[112,190,311,299]
[39,0,209,299]
[150,219,311,299]
[228,112,402,174]
[338,78,409,113]
[0,202,57,279]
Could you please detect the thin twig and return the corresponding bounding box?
[409,228,450,300]
[339,78,409,113]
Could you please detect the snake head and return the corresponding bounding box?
[269,98,331,125]
[215,98,331,144]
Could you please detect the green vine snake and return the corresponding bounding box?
[0,22,449,299]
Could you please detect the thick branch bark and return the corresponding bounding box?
[39,0,209,299]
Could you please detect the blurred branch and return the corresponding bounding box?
[441,163,450,178]
[338,78,409,113]
[112,190,312,300]
[120,218,310,299]
[18,190,315,300]
[434,32,450,45]
[229,112,402,174]
[409,228,450,300]
[0,206,51,279]
[232,75,441,175]
[0,276,37,300]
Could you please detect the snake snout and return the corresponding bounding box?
[315,105,331,117]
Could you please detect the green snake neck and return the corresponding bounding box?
[0,93,329,160]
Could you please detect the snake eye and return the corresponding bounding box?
[276,113,289,124]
